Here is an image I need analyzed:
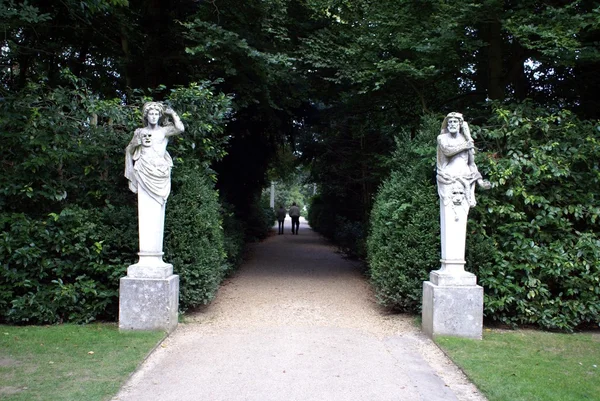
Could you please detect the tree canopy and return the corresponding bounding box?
[2,0,599,328]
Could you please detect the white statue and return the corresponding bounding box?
[125,102,184,269]
[436,112,490,209]
[422,113,487,340]
[435,112,489,274]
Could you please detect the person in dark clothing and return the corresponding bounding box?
[276,205,286,235]
[289,202,300,235]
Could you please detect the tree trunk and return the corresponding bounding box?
[508,41,529,100]
[120,25,132,89]
[487,18,504,100]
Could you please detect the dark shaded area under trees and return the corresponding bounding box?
[1,0,599,330]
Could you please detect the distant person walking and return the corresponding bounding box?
[276,205,286,235]
[289,202,300,235]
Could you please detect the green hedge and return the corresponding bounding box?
[367,115,439,311]
[308,194,368,259]
[165,163,229,310]
[243,193,276,242]
[368,107,600,331]
[0,76,238,324]
[0,206,134,324]
[471,104,600,330]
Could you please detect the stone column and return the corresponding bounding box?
[119,187,179,332]
[421,201,483,339]
[270,181,275,209]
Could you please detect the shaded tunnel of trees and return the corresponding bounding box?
[1,0,599,330]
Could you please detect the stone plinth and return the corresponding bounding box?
[119,273,179,332]
[422,270,483,339]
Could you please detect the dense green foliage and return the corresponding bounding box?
[300,0,600,261]
[0,207,131,324]
[471,104,600,330]
[165,164,229,310]
[243,193,278,242]
[0,78,235,323]
[2,0,600,330]
[368,107,600,330]
[367,116,439,310]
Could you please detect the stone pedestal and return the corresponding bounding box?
[119,223,179,332]
[119,270,179,332]
[422,269,483,339]
[421,195,483,339]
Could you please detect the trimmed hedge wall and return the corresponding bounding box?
[0,79,240,324]
[368,106,600,331]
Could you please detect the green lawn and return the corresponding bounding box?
[0,323,165,401]
[437,329,600,401]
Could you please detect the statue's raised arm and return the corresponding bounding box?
[163,107,185,136]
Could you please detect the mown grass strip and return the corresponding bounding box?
[0,323,165,401]
[437,329,600,401]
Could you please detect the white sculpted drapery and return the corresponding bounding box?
[125,102,184,268]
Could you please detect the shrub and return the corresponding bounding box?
[164,163,229,310]
[0,206,134,324]
[242,193,276,242]
[307,194,336,238]
[333,216,367,259]
[470,103,600,330]
[367,115,440,312]
[0,76,235,323]
[221,201,246,269]
[368,171,440,311]
[368,106,600,331]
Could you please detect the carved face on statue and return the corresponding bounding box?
[147,109,160,126]
[447,117,460,135]
[141,131,152,147]
[142,102,165,127]
[451,183,465,206]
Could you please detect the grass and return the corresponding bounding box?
[0,323,165,401]
[436,329,600,401]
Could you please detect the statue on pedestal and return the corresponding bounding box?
[422,112,487,339]
[435,112,489,276]
[124,102,184,270]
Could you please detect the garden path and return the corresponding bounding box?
[113,218,486,401]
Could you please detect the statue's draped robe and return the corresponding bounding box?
[436,134,481,207]
[124,132,173,206]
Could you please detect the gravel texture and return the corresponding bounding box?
[114,218,487,401]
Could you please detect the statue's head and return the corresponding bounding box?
[142,102,165,126]
[441,112,464,135]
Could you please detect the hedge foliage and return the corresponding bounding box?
[165,163,229,310]
[471,104,600,330]
[242,193,277,242]
[367,115,439,311]
[307,194,368,259]
[368,105,600,331]
[1,75,239,323]
[0,206,134,324]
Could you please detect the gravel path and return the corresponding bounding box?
[114,218,487,401]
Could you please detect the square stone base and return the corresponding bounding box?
[119,274,179,332]
[422,281,483,339]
